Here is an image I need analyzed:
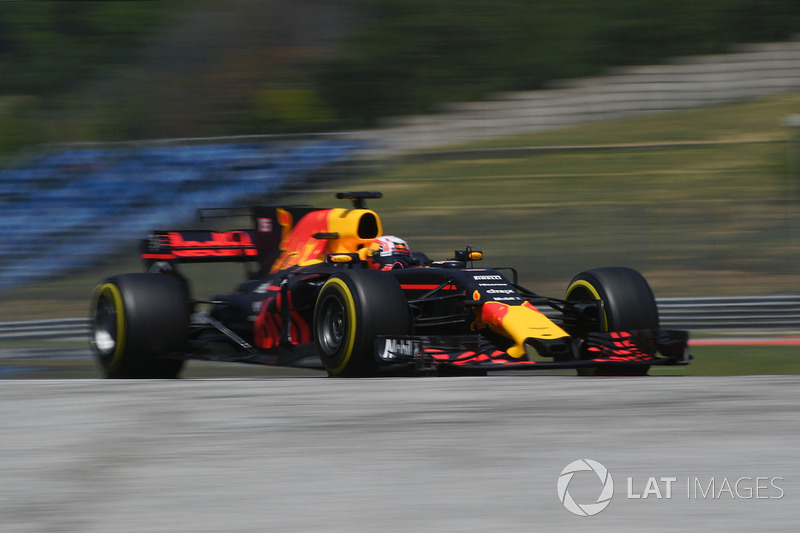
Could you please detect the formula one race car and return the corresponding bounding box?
[90,191,690,378]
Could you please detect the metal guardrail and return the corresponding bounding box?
[0,318,90,341]
[658,296,800,331]
[2,296,800,342]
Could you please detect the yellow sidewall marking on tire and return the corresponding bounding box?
[323,277,357,375]
[566,280,609,332]
[95,283,127,372]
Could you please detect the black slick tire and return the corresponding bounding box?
[566,267,659,376]
[313,270,409,377]
[90,273,189,378]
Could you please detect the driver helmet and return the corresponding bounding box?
[367,235,414,270]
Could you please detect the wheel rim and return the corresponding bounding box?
[567,286,594,302]
[567,285,608,332]
[93,294,118,358]
[317,293,348,356]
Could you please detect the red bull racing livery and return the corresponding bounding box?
[90,191,690,378]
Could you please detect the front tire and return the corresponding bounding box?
[313,270,410,377]
[566,267,658,376]
[90,273,189,378]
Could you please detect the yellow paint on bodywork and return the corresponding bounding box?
[480,301,569,358]
[270,208,383,272]
[325,208,382,253]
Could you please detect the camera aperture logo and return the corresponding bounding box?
[557,459,614,517]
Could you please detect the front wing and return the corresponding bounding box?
[375,330,691,374]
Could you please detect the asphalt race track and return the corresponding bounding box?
[1,375,798,532]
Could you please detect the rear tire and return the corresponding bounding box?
[313,270,409,377]
[566,267,658,376]
[90,273,189,378]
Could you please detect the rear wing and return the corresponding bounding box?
[141,229,259,264]
[140,205,318,272]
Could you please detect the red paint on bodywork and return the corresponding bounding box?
[168,231,257,258]
[253,285,311,349]
[270,210,331,272]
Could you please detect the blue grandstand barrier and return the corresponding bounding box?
[0,138,367,290]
